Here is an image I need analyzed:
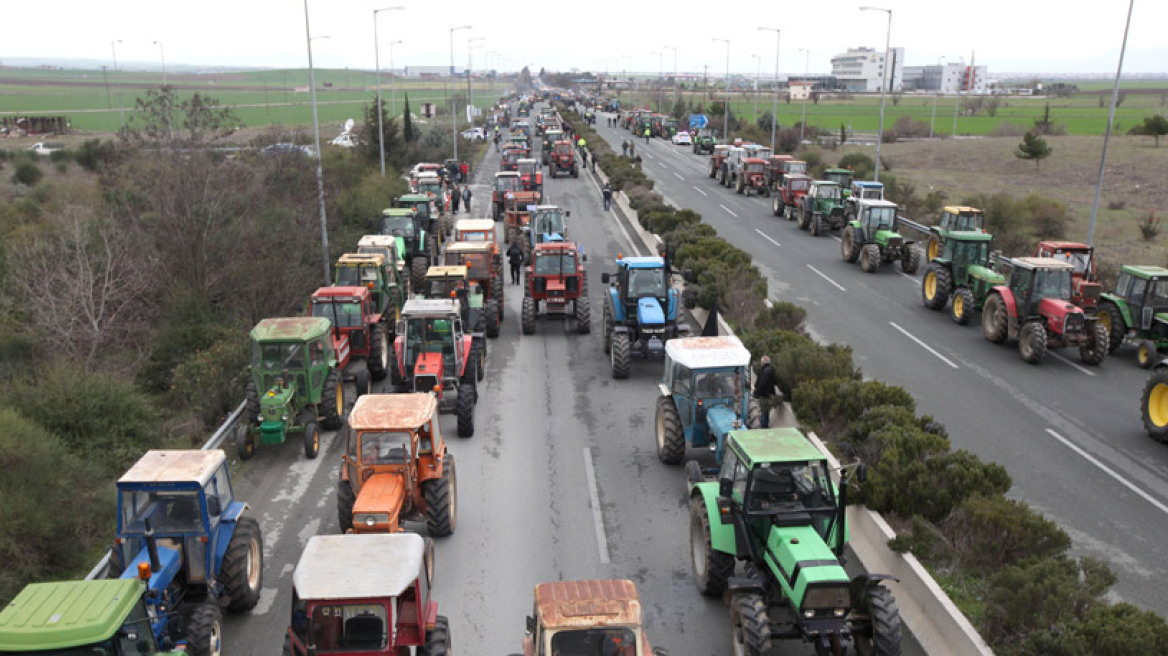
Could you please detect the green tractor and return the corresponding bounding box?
[1096,266,1168,368]
[688,429,901,656]
[924,206,986,262]
[379,207,439,294]
[822,168,854,197]
[238,317,346,460]
[398,192,451,241]
[692,128,717,155]
[334,252,406,326]
[920,231,1004,324]
[841,199,921,274]
[797,181,847,237]
[1142,359,1168,442]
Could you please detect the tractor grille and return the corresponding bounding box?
[803,583,851,613]
[548,289,564,298]
[1064,313,1085,334]
[414,374,439,393]
[888,236,903,249]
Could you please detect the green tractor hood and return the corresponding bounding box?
[259,383,295,444]
[0,580,146,652]
[765,524,849,610]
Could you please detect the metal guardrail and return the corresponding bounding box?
[83,400,248,581]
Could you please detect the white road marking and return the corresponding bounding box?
[1045,428,1168,517]
[899,271,921,286]
[1048,352,1097,377]
[754,229,781,248]
[582,447,612,564]
[889,321,960,369]
[694,186,708,196]
[674,172,685,180]
[252,587,280,616]
[643,151,655,159]
[719,204,738,218]
[806,264,847,292]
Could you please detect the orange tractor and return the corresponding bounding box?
[505,190,542,260]
[518,157,544,201]
[736,158,770,196]
[492,172,522,221]
[521,241,590,335]
[549,140,579,178]
[336,393,457,536]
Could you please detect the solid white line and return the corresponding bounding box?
[674,172,685,180]
[1045,428,1168,517]
[694,186,708,196]
[582,447,612,564]
[1048,352,1097,377]
[899,271,922,286]
[719,204,739,218]
[889,321,960,368]
[643,151,655,159]
[806,264,847,292]
[754,229,781,248]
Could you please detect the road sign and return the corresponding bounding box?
[689,114,709,130]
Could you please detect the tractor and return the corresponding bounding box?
[517,157,544,200]
[285,534,449,656]
[239,317,346,459]
[379,207,438,294]
[654,336,761,466]
[529,205,570,251]
[765,154,793,191]
[692,128,717,154]
[443,241,505,338]
[600,256,691,379]
[333,252,405,326]
[541,128,564,164]
[107,449,263,656]
[398,192,451,241]
[981,257,1108,365]
[1096,265,1168,367]
[392,299,480,437]
[0,580,188,656]
[357,234,408,297]
[736,158,771,196]
[772,173,811,221]
[1033,240,1101,312]
[1142,359,1168,442]
[521,241,590,335]
[924,206,987,262]
[707,145,732,180]
[688,429,902,656]
[549,140,579,178]
[840,199,921,274]
[797,181,847,236]
[308,285,384,387]
[336,393,457,536]
[492,171,523,220]
[822,168,854,197]
[520,580,668,656]
[920,231,1004,324]
[845,181,884,220]
[504,190,542,260]
[454,218,505,278]
[412,173,449,219]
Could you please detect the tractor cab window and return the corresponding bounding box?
[815,185,841,200]
[695,370,737,398]
[309,603,390,652]
[519,161,538,175]
[788,178,809,192]
[1011,269,1033,301]
[535,254,577,276]
[417,183,442,196]
[745,162,765,174]
[534,211,564,235]
[951,240,986,266]
[379,215,415,237]
[550,628,636,656]
[1129,276,1148,306]
[459,231,488,242]
[787,163,808,175]
[309,339,327,367]
[671,363,693,396]
[1115,272,1134,300]
[1049,250,1092,275]
[864,206,896,231]
[120,490,205,534]
[360,431,412,464]
[1033,269,1071,300]
[312,300,364,328]
[746,465,806,515]
[790,462,834,511]
[256,342,305,371]
[627,268,666,299]
[825,171,850,186]
[1149,278,1168,305]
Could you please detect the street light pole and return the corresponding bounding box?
[1087,0,1136,245]
[860,6,892,182]
[390,40,403,121]
[712,38,730,140]
[303,0,331,286]
[467,36,484,121]
[110,39,125,131]
[373,6,404,178]
[952,56,964,137]
[449,25,471,162]
[751,54,760,123]
[758,27,780,152]
[652,51,663,111]
[152,41,167,85]
[930,56,945,139]
[799,48,809,144]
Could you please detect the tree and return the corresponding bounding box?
[402,94,416,142]
[125,86,239,144]
[1016,132,1052,169]
[1032,102,1057,135]
[1141,114,1168,147]
[985,95,1002,118]
[361,96,403,167]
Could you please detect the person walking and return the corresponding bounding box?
[629,141,636,159]
[461,185,472,215]
[753,355,778,428]
[621,140,629,157]
[460,161,469,181]
[580,148,589,170]
[602,183,613,211]
[643,126,651,144]
[451,184,462,214]
[506,241,524,285]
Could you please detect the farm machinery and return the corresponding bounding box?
[601,256,690,379]
[840,199,921,274]
[797,181,847,236]
[521,241,590,335]
[520,580,668,656]
[392,299,481,437]
[378,207,438,294]
[1096,265,1168,367]
[920,231,1004,324]
[443,241,505,338]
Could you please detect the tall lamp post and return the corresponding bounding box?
[712,38,730,140]
[449,25,471,161]
[303,0,331,286]
[467,36,484,121]
[152,41,167,85]
[930,56,945,139]
[798,48,810,144]
[373,6,404,178]
[652,50,664,110]
[390,40,403,120]
[110,39,125,131]
[1087,0,1136,245]
[758,27,780,152]
[860,6,892,182]
[952,56,965,137]
[751,54,760,123]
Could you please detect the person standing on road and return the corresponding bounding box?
[643,126,651,143]
[462,185,472,214]
[602,183,613,211]
[621,140,629,157]
[580,148,589,170]
[753,355,778,428]
[506,241,524,285]
[451,184,462,214]
[629,141,636,159]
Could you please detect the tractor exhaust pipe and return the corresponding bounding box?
[144,519,161,573]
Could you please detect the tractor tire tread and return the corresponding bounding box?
[423,454,456,536]
[219,516,263,612]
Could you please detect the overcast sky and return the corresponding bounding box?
[2,0,1165,77]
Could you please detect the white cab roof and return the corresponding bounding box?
[402,298,460,315]
[293,534,423,600]
[665,336,751,370]
[118,450,226,487]
[456,219,496,232]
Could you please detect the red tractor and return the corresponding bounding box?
[707,145,732,181]
[1033,240,1101,312]
[504,191,541,260]
[736,158,770,196]
[308,286,387,389]
[549,140,578,178]
[766,154,794,190]
[981,257,1108,365]
[392,298,481,436]
[492,171,522,221]
[521,241,590,335]
[500,145,526,172]
[517,157,544,200]
[772,173,811,220]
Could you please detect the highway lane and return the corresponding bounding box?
[590,111,1168,614]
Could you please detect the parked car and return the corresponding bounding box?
[25,142,63,156]
[671,131,693,146]
[461,127,487,142]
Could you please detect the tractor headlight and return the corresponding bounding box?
[834,608,847,617]
[354,513,389,527]
[804,610,816,619]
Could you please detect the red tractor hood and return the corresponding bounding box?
[1039,297,1082,332]
[413,351,445,383]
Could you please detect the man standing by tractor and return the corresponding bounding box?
[602,183,613,211]
[451,184,462,214]
[461,185,472,214]
[754,355,777,428]
[507,241,524,285]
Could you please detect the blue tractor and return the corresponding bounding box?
[108,449,263,656]
[529,205,570,250]
[601,255,691,379]
[655,335,762,467]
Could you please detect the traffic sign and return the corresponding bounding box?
[689,114,709,129]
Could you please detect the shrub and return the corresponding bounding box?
[11,161,43,186]
[171,333,249,430]
[74,138,121,172]
[791,380,914,438]
[980,556,1114,648]
[139,290,230,393]
[737,330,856,400]
[1020,193,1071,240]
[1136,211,1161,242]
[943,495,1070,571]
[837,153,874,180]
[754,301,806,333]
[891,116,930,138]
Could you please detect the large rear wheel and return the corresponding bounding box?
[611,332,631,379]
[1097,301,1126,352]
[424,454,457,537]
[655,395,685,464]
[689,497,734,596]
[1138,340,1158,369]
[219,516,263,612]
[1019,321,1048,364]
[921,264,951,310]
[860,244,881,273]
[336,479,355,533]
[367,324,389,380]
[485,300,501,338]
[951,288,975,325]
[841,226,860,263]
[521,297,536,334]
[456,384,475,437]
[1141,367,1168,443]
[411,256,429,294]
[423,615,450,656]
[320,370,344,430]
[575,296,591,334]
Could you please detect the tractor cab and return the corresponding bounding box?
[851,181,885,202]
[781,159,808,178]
[517,158,542,197]
[1034,241,1100,310]
[397,193,439,226]
[743,144,772,160]
[858,199,898,235]
[501,146,525,172]
[521,242,590,335]
[454,218,499,253]
[943,233,996,280]
[286,534,445,656]
[532,205,569,244]
[248,317,339,428]
[444,242,503,336]
[393,299,480,433]
[494,171,522,195]
[939,206,985,233]
[523,580,660,656]
[823,168,854,195]
[443,243,493,284]
[423,265,473,321]
[334,253,398,319]
[1007,258,1074,311]
[1099,266,1168,360]
[310,286,373,333]
[379,208,423,261]
[414,172,444,199]
[810,180,842,201]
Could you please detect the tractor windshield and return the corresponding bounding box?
[786,163,808,175]
[746,462,834,515]
[120,490,205,535]
[457,230,490,243]
[307,603,390,653]
[496,177,521,192]
[948,212,983,232]
[359,431,413,464]
[379,215,415,238]
[534,253,578,276]
[1032,269,1072,300]
[694,370,738,398]
[533,211,564,235]
[453,254,490,279]
[417,182,442,196]
[825,171,851,186]
[864,206,896,231]
[335,266,380,288]
[1049,250,1092,275]
[627,267,667,299]
[519,161,538,175]
[745,163,766,174]
[311,300,364,329]
[815,185,841,200]
[401,201,431,221]
[253,342,305,371]
[555,143,573,156]
[951,240,990,266]
[549,628,636,656]
[789,178,809,192]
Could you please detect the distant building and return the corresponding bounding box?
[789,81,815,101]
[903,63,988,93]
[402,65,466,78]
[830,47,904,92]
[786,75,840,91]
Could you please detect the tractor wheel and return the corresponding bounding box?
[575,296,591,334]
[736,178,744,194]
[860,244,881,273]
[1141,368,1168,442]
[921,264,951,310]
[655,395,685,465]
[708,160,717,178]
[982,293,1009,344]
[901,246,921,274]
[798,204,811,230]
[1138,339,1158,369]
[320,370,344,430]
[367,323,389,380]
[424,615,451,656]
[219,516,263,612]
[927,235,943,262]
[423,453,457,537]
[460,350,477,387]
[473,341,486,382]
[336,479,355,533]
[184,603,223,656]
[1098,301,1126,352]
[411,256,429,294]
[854,584,903,656]
[842,226,860,263]
[456,383,475,437]
[747,398,763,428]
[303,421,321,459]
[492,202,499,221]
[245,380,261,425]
[572,164,579,178]
[474,309,487,335]
[1019,321,1048,364]
[811,214,823,236]
[390,347,404,389]
[772,195,784,217]
[521,297,536,335]
[611,332,631,379]
[1080,323,1108,366]
[729,593,773,656]
[689,497,733,596]
[427,234,440,263]
[785,204,795,222]
[603,305,614,354]
[951,288,976,325]
[354,367,370,398]
[236,426,256,461]
[485,300,501,338]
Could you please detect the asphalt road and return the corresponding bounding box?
[588,109,1168,615]
[219,116,930,656]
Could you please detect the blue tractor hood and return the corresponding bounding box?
[704,403,743,464]
[637,297,665,326]
[120,543,183,592]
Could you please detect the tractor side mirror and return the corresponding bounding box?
[206,496,221,517]
[581,253,588,262]
[718,478,732,497]
[525,615,536,635]
[565,210,571,218]
[683,270,696,283]
[601,272,611,284]
[856,463,868,483]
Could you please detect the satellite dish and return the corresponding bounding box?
[342,118,355,134]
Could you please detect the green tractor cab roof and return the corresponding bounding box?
[665,336,750,370]
[0,579,145,651]
[398,194,431,203]
[1121,264,1168,279]
[251,317,332,343]
[946,231,995,242]
[728,428,825,468]
[383,208,417,217]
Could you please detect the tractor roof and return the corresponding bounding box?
[402,298,460,317]
[383,208,416,217]
[948,231,994,242]
[415,172,441,181]
[811,180,841,188]
[251,317,332,343]
[349,393,436,431]
[508,191,541,201]
[770,154,794,162]
[518,157,538,164]
[427,265,468,279]
[533,579,642,630]
[337,253,385,266]
[535,241,579,254]
[1011,257,1073,270]
[294,534,424,601]
[495,171,520,178]
[785,173,811,182]
[944,206,982,215]
[1037,240,1093,252]
[446,241,491,254]
[398,194,430,202]
[359,235,396,248]
[0,579,145,651]
[1120,264,1168,279]
[456,218,496,232]
[728,428,825,468]
[119,449,226,487]
[854,181,885,189]
[824,167,852,174]
[312,286,370,299]
[666,336,751,370]
[535,204,563,211]
[618,256,665,270]
[857,198,899,209]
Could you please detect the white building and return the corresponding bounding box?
[402,65,466,78]
[830,47,904,92]
[903,63,988,93]
[789,81,814,101]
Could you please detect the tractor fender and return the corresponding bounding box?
[611,325,631,335]
[668,289,679,322]
[691,484,737,555]
[658,383,672,397]
[606,288,626,323]
[1099,292,1134,328]
[458,334,474,378]
[849,573,900,606]
[990,286,1017,318]
[726,575,767,595]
